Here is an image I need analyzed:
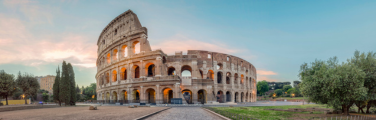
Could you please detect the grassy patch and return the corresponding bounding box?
[209,104,330,120]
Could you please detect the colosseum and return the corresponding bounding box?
[96,10,257,104]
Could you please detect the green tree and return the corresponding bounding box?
[274,89,283,97]
[257,80,269,96]
[59,61,70,106]
[76,85,81,102]
[286,88,296,94]
[350,51,376,113]
[0,70,16,105]
[53,66,61,106]
[299,57,367,115]
[16,72,40,104]
[42,93,49,102]
[282,85,292,92]
[67,63,76,105]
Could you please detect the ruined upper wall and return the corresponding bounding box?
[96,10,147,46]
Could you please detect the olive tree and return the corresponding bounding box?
[299,57,367,115]
[0,70,16,105]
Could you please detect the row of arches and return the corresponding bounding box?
[98,41,140,66]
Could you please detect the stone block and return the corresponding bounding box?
[89,106,97,110]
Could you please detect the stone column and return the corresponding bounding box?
[140,86,144,103]
[140,60,145,78]
[156,58,162,76]
[231,91,235,103]
[156,84,160,104]
[128,88,133,102]
[192,90,198,104]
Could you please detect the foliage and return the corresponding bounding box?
[274,89,283,97]
[76,85,81,101]
[12,87,23,99]
[257,80,269,95]
[53,66,61,105]
[42,93,49,102]
[0,70,16,105]
[16,72,40,104]
[60,61,70,105]
[80,83,97,101]
[349,50,376,113]
[299,56,367,115]
[67,63,76,105]
[282,85,292,92]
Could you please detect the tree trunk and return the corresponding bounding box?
[343,104,349,115]
[360,105,365,113]
[355,102,361,113]
[366,101,372,114]
[5,95,8,105]
[59,100,61,106]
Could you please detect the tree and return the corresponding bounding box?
[299,57,367,115]
[53,66,61,106]
[257,80,269,96]
[350,51,376,113]
[76,85,81,102]
[42,93,49,102]
[282,85,292,92]
[0,70,16,105]
[286,88,296,95]
[67,63,76,105]
[16,72,40,104]
[59,61,70,106]
[274,89,283,97]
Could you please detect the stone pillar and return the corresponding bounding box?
[156,84,160,104]
[231,91,235,103]
[140,60,145,78]
[156,58,162,76]
[192,90,198,104]
[128,88,133,102]
[140,86,144,103]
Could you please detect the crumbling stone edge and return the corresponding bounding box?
[133,107,171,120]
[201,107,231,120]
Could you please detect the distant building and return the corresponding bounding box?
[267,82,291,90]
[40,75,56,95]
[35,76,43,84]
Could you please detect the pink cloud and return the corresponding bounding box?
[257,70,277,75]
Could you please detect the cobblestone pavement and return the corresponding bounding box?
[146,107,224,120]
[0,106,167,120]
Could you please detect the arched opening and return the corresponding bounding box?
[133,65,140,78]
[227,56,230,61]
[106,92,110,102]
[226,91,231,102]
[199,70,203,79]
[217,63,223,70]
[107,53,111,64]
[208,53,211,59]
[162,88,173,104]
[112,91,118,103]
[122,90,128,101]
[181,65,192,77]
[132,89,140,103]
[217,91,224,103]
[241,92,244,102]
[182,89,193,104]
[226,72,231,84]
[246,92,249,102]
[217,72,222,84]
[198,89,206,104]
[168,67,176,75]
[113,49,118,60]
[246,70,248,75]
[120,67,127,80]
[162,56,166,63]
[114,29,117,35]
[207,70,214,80]
[112,70,117,82]
[133,41,140,54]
[235,92,239,103]
[122,45,128,57]
[146,88,156,103]
[241,74,244,84]
[102,93,104,100]
[146,63,155,77]
[106,73,110,83]
[234,73,239,84]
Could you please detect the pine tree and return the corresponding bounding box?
[68,63,76,105]
[59,61,70,106]
[53,66,61,106]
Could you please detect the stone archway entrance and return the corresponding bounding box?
[235,92,239,103]
[162,88,173,104]
[182,89,192,104]
[132,89,140,103]
[198,90,206,104]
[217,91,225,103]
[226,91,231,102]
[146,88,156,103]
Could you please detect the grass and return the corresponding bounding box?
[277,97,308,100]
[209,104,331,120]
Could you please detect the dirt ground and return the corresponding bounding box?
[0,106,167,120]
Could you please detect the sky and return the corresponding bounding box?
[1,0,376,87]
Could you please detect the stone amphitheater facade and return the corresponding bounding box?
[96,10,257,104]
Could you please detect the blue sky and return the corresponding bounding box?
[0,0,375,87]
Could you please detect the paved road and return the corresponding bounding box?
[146,107,224,120]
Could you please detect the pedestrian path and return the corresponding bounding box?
[145,107,224,120]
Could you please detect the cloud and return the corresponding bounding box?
[0,15,97,68]
[151,34,244,55]
[257,76,278,82]
[257,70,277,75]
